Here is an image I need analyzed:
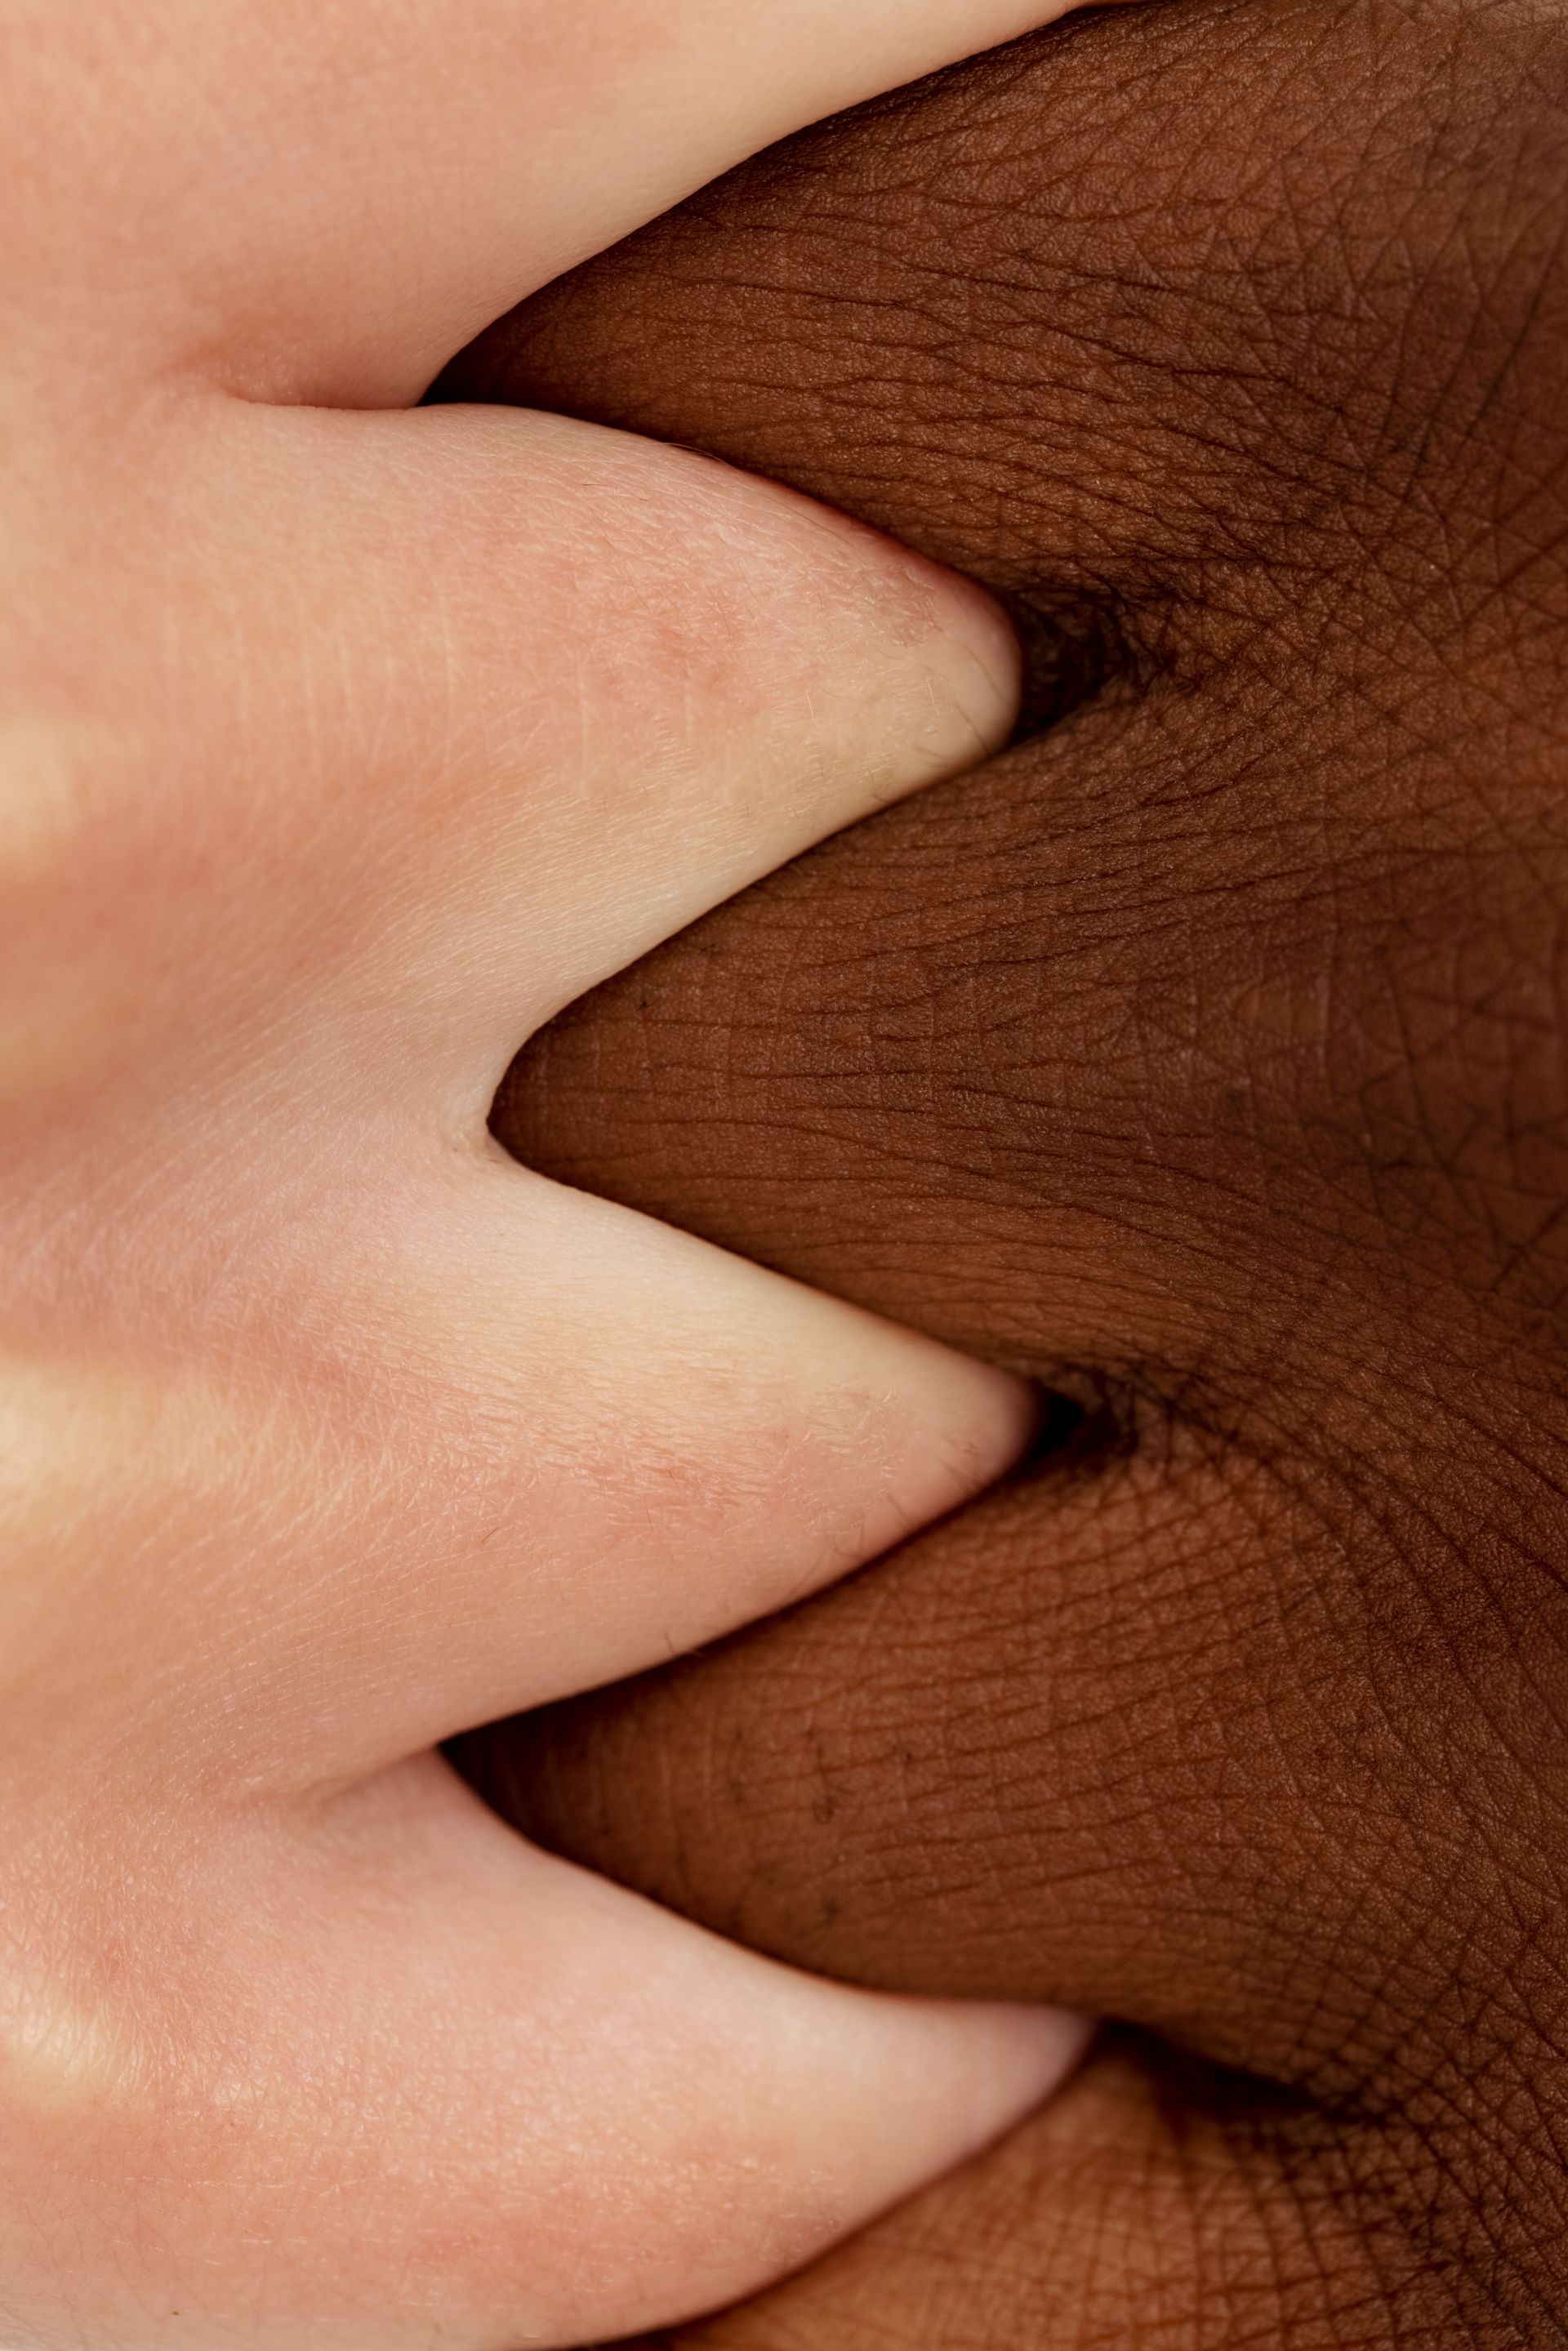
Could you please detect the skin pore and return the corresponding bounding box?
[448,2,1568,2343]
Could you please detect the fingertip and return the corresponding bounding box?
[833,519,1022,792]
[779,1988,1092,2240]
[937,1998,1098,2149]
[880,1344,1041,1543]
[916,555,1026,770]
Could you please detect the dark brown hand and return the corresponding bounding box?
[444,3,1568,2341]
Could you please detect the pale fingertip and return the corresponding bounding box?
[901,548,1025,779]
[874,1345,1041,1552]
[915,1997,1098,2160]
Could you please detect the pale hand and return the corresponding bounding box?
[0,2,1111,2344]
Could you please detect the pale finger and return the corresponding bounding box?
[56,398,1018,1100]
[2,1754,1087,2347]
[9,0,1136,406]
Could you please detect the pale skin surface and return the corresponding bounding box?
[0,3,1141,2347]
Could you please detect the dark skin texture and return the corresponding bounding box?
[440,2,1568,2341]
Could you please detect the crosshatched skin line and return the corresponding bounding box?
[450,2,1568,2343]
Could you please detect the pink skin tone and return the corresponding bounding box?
[0,2,1127,2344]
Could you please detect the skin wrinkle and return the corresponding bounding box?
[439,1,1568,2342]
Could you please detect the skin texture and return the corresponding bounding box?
[447,1,1568,2343]
[1,2,1134,2342]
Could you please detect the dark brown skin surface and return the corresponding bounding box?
[442,2,1568,2341]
